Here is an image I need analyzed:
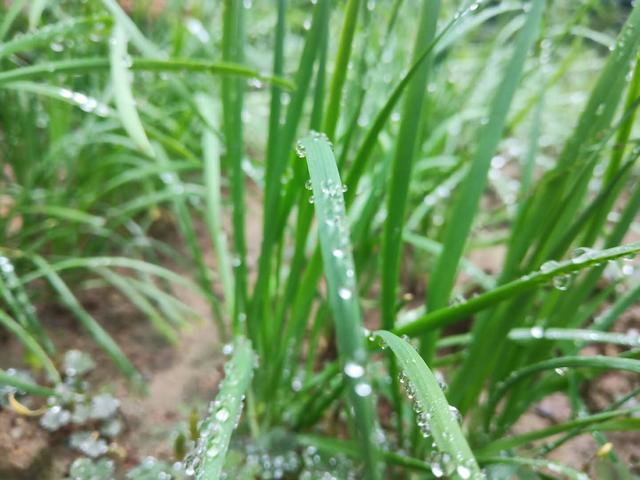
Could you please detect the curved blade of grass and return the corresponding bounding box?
[191,336,255,480]
[0,16,109,59]
[297,434,433,474]
[0,0,26,41]
[0,369,60,398]
[299,132,380,479]
[425,0,544,325]
[0,256,52,352]
[487,355,640,423]
[0,310,60,383]
[29,255,143,386]
[396,241,640,337]
[478,456,588,480]
[374,330,481,478]
[93,267,178,343]
[27,0,47,30]
[478,408,640,455]
[101,0,162,57]
[21,256,196,290]
[110,23,155,158]
[3,82,113,117]
[0,58,292,89]
[508,327,640,347]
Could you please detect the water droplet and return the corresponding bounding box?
[540,260,559,273]
[343,362,365,379]
[215,407,230,422]
[295,142,306,158]
[530,326,544,339]
[553,274,571,291]
[571,247,595,264]
[354,382,372,397]
[457,465,472,479]
[338,287,352,300]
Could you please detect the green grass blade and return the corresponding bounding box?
[93,267,178,343]
[396,241,640,337]
[221,0,247,333]
[100,0,162,57]
[110,23,155,158]
[322,0,360,140]
[478,408,639,455]
[0,369,60,398]
[0,0,26,41]
[249,0,329,349]
[30,255,143,386]
[0,256,52,352]
[299,132,380,479]
[22,256,197,290]
[426,0,544,321]
[0,310,60,383]
[479,456,589,480]
[0,58,292,89]
[0,16,108,60]
[190,336,255,480]
[198,94,234,320]
[487,355,640,424]
[508,327,640,347]
[27,0,47,30]
[374,330,481,479]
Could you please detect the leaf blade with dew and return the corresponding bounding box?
[0,310,60,384]
[221,0,248,334]
[0,255,52,352]
[21,256,197,290]
[486,355,640,425]
[507,327,640,348]
[110,23,155,158]
[477,408,640,455]
[189,336,255,480]
[373,330,481,479]
[2,82,112,118]
[299,132,380,479]
[100,0,162,57]
[29,255,143,386]
[0,58,293,89]
[0,16,110,60]
[478,456,589,480]
[395,241,640,337]
[197,93,234,320]
[0,369,60,398]
[92,267,178,343]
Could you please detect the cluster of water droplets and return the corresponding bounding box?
[183,343,256,479]
[58,88,111,117]
[0,256,42,332]
[537,247,639,292]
